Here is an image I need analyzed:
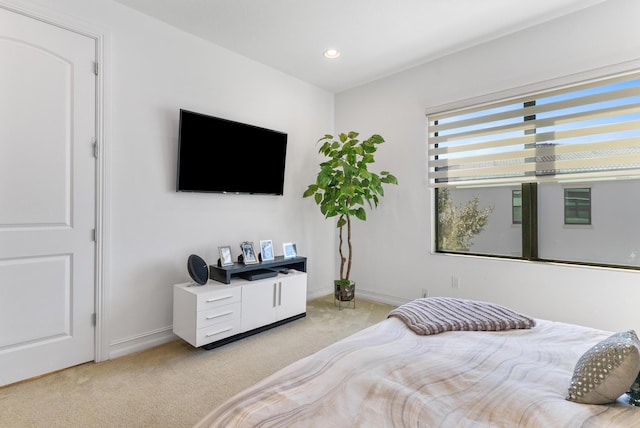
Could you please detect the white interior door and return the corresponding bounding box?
[0,6,96,386]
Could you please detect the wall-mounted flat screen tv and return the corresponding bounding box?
[177,109,287,195]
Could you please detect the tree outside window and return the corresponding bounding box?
[437,188,494,252]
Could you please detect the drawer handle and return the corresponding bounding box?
[205,327,232,337]
[205,295,234,303]
[205,311,233,320]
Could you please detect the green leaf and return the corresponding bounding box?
[314,192,322,205]
[351,195,364,206]
[359,168,372,180]
[336,217,347,228]
[355,207,366,221]
[347,131,359,139]
[367,134,384,145]
[302,186,317,198]
[342,184,356,196]
[318,174,332,188]
[319,141,333,155]
[382,174,398,185]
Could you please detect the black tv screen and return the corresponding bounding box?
[177,109,287,195]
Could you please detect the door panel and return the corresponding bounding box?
[0,39,70,226]
[0,255,70,348]
[0,6,96,386]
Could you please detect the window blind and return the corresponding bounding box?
[428,71,640,187]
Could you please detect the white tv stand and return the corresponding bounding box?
[173,257,307,349]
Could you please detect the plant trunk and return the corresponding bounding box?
[337,214,352,281]
[338,214,346,280]
[346,214,352,281]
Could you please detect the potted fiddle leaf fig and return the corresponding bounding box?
[303,132,398,304]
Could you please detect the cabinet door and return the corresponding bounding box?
[277,273,307,321]
[241,279,277,332]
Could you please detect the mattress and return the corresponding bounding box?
[196,313,639,427]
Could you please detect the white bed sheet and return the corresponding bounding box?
[196,317,640,427]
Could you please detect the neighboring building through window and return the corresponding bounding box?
[564,188,591,225]
[512,190,522,224]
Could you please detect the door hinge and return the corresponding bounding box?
[94,61,99,76]
[92,229,97,242]
[92,313,97,326]
[93,140,99,158]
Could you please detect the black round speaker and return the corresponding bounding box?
[187,254,208,285]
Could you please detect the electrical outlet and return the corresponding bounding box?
[421,288,429,298]
[451,276,460,289]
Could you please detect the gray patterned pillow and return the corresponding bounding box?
[567,330,640,404]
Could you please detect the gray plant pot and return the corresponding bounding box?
[334,280,355,302]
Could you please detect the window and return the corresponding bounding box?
[428,70,640,268]
[512,190,522,224]
[564,188,591,225]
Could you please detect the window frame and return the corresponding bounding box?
[429,65,640,271]
[512,189,522,225]
[563,187,592,225]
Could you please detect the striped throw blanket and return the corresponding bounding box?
[388,297,535,335]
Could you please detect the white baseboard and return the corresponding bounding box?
[306,286,409,307]
[306,286,333,300]
[355,289,409,307]
[108,326,177,360]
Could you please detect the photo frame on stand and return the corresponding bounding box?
[283,242,297,259]
[218,245,233,266]
[260,240,274,261]
[240,241,258,264]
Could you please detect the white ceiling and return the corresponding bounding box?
[113,0,607,93]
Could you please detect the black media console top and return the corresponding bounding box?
[209,256,307,284]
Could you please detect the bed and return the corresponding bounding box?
[195,297,640,427]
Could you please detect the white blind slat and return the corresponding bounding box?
[431,86,640,134]
[429,71,640,122]
[429,136,640,169]
[428,71,640,187]
[429,105,640,145]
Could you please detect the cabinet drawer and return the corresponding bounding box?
[197,303,240,329]
[196,317,242,347]
[197,287,241,311]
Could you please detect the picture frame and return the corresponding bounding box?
[282,242,297,259]
[240,241,258,264]
[218,245,233,266]
[260,240,275,262]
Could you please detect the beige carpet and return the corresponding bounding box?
[0,295,395,428]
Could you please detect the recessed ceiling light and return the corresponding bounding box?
[323,49,341,59]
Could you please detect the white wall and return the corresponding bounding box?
[335,0,640,333]
[10,0,336,358]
